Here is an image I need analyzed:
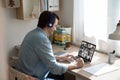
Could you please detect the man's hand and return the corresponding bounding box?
[55,54,74,62]
[74,58,84,68]
[68,58,84,70]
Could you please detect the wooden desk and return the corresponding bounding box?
[52,44,120,80]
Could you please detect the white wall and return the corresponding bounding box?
[55,0,73,27]
[0,1,8,80]
[1,1,38,55]
[0,15,8,80]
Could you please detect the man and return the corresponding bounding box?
[17,11,84,80]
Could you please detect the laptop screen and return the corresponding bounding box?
[78,41,96,62]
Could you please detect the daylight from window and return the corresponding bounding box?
[84,0,108,40]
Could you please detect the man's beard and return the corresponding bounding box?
[48,29,54,37]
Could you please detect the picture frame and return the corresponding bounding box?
[5,0,20,8]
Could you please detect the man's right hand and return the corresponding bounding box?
[68,58,84,70]
[75,58,84,68]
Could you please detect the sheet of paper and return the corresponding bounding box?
[83,63,119,76]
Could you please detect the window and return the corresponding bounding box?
[73,0,107,48]
[84,0,107,40]
[73,0,120,55]
[84,0,108,51]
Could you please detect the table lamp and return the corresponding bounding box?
[109,20,120,40]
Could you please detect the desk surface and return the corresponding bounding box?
[52,44,120,80]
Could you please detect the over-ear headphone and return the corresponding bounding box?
[47,13,54,28]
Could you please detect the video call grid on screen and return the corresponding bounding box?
[78,41,96,62]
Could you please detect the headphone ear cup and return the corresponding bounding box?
[48,23,53,28]
[48,13,54,28]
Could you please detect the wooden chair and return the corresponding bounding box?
[9,67,38,80]
[9,45,38,80]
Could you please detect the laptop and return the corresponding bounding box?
[54,40,96,63]
[74,41,96,63]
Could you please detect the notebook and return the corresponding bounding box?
[74,41,96,63]
[83,62,119,76]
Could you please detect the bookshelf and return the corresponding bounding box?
[16,0,59,20]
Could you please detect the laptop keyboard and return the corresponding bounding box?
[73,56,89,62]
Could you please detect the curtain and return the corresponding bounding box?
[84,0,108,51]
[73,0,84,46]
[73,0,108,48]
